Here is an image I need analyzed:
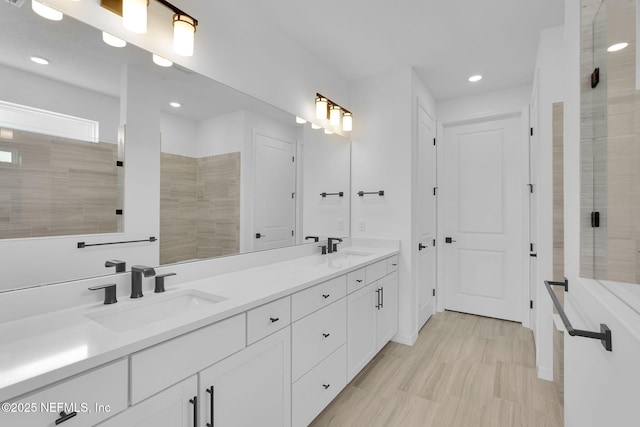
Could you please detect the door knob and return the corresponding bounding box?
[418,243,427,251]
[445,237,456,244]
[255,233,267,239]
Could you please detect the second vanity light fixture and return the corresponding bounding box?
[315,93,353,132]
[100,0,198,56]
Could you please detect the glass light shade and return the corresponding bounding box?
[311,123,321,129]
[173,15,196,56]
[324,129,334,135]
[329,105,341,126]
[295,116,307,124]
[123,0,147,34]
[102,32,127,48]
[315,97,328,120]
[152,54,173,67]
[32,0,63,21]
[342,112,353,132]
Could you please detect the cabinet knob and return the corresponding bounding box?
[270,317,279,323]
[322,294,330,299]
[322,333,330,338]
[55,411,77,425]
[356,279,363,283]
[322,384,330,390]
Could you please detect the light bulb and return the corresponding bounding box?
[315,97,328,120]
[329,105,341,126]
[102,32,127,48]
[173,14,196,56]
[153,54,173,67]
[32,0,63,21]
[123,0,147,34]
[342,112,353,132]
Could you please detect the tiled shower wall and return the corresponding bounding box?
[552,102,564,405]
[0,132,118,239]
[160,152,240,265]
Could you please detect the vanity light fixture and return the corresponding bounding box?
[468,75,482,82]
[100,0,198,56]
[295,116,307,124]
[30,56,49,65]
[0,128,14,140]
[315,93,353,132]
[102,32,127,48]
[169,101,181,108]
[311,123,321,130]
[122,0,148,33]
[32,0,63,21]
[342,112,353,132]
[607,42,628,52]
[152,54,173,67]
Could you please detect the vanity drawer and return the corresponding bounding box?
[292,275,346,321]
[247,296,291,345]
[346,268,366,294]
[365,260,387,284]
[292,345,347,427]
[0,359,128,427]
[130,314,245,404]
[386,255,399,273]
[292,298,346,381]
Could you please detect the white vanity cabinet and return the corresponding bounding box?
[96,376,197,427]
[347,267,399,381]
[198,327,291,427]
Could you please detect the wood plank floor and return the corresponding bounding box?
[310,311,564,427]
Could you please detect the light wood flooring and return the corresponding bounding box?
[310,311,563,427]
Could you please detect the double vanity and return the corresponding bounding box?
[0,239,399,427]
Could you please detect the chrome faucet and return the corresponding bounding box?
[327,237,343,254]
[130,265,156,298]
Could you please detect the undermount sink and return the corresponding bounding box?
[330,250,374,259]
[85,289,226,332]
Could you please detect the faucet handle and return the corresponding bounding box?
[318,245,327,255]
[105,260,126,273]
[305,236,320,242]
[155,273,176,293]
[89,283,117,305]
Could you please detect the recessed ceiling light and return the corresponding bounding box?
[153,54,173,67]
[468,75,482,82]
[311,123,321,130]
[32,0,63,21]
[30,56,49,65]
[607,42,628,52]
[295,116,307,124]
[169,102,181,108]
[102,32,127,48]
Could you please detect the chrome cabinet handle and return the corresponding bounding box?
[322,384,330,390]
[270,317,279,323]
[322,294,330,299]
[322,333,330,338]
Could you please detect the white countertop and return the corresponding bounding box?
[0,244,398,402]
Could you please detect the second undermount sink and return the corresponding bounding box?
[330,250,374,259]
[85,289,226,332]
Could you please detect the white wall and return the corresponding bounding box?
[351,67,416,343]
[437,85,532,123]
[532,25,566,381]
[197,111,246,158]
[160,113,198,157]
[0,63,120,143]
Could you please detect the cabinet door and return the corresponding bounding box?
[199,327,291,427]
[377,271,399,349]
[97,376,197,427]
[347,284,377,382]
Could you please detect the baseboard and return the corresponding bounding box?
[537,365,553,381]
[391,331,418,346]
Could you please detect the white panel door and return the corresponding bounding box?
[417,105,437,329]
[442,115,524,321]
[253,131,296,251]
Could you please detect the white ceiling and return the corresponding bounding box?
[242,0,565,100]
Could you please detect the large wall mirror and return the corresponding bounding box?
[580,0,640,294]
[0,1,351,292]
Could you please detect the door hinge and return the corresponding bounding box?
[528,184,534,193]
[433,239,436,246]
[530,300,534,309]
[591,211,600,228]
[291,230,294,236]
[292,192,295,199]
[432,289,436,297]
[433,187,437,196]
[530,243,534,252]
[292,156,295,162]
[591,67,600,88]
[530,127,534,136]
[433,138,436,146]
